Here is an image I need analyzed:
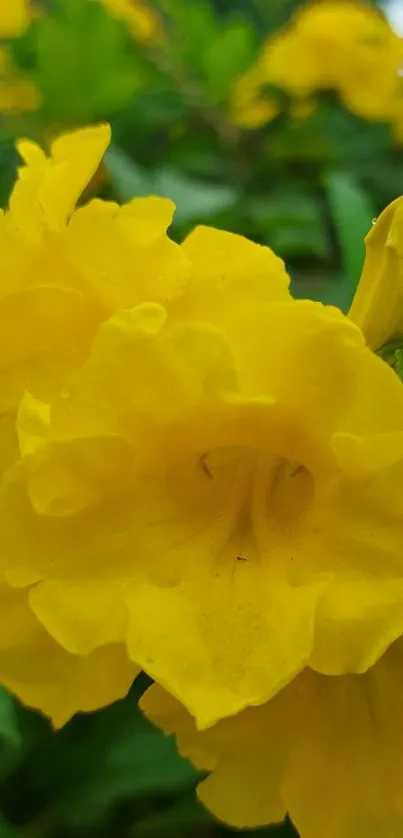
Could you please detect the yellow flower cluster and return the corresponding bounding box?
[1,124,403,836]
[100,0,161,42]
[232,0,403,133]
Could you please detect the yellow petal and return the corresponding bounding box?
[127,567,325,728]
[101,0,161,42]
[0,583,137,726]
[0,285,100,395]
[227,299,365,436]
[0,406,19,475]
[176,226,290,328]
[47,305,238,450]
[284,643,403,838]
[141,683,217,770]
[332,430,403,478]
[301,466,403,674]
[66,198,189,309]
[0,285,101,433]
[10,125,111,239]
[333,339,403,440]
[119,196,176,245]
[0,463,144,582]
[349,198,403,350]
[29,579,129,654]
[24,434,136,517]
[0,461,153,588]
[17,392,50,458]
[310,572,403,677]
[145,643,403,837]
[141,676,310,829]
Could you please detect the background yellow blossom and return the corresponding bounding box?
[232,1,403,128]
[0,0,31,39]
[0,49,39,114]
[100,0,161,41]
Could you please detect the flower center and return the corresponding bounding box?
[198,447,315,566]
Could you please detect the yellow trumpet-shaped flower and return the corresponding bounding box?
[142,638,403,838]
[232,0,403,129]
[349,198,403,352]
[1,124,403,730]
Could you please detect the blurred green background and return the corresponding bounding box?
[0,0,402,835]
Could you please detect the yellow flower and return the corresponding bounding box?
[0,49,40,115]
[233,0,403,127]
[230,69,280,129]
[260,27,325,98]
[0,0,31,38]
[334,7,403,122]
[100,0,161,42]
[2,124,403,731]
[349,197,403,351]
[142,638,403,838]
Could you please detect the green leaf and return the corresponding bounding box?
[105,147,152,200]
[324,170,375,290]
[28,0,142,123]
[203,21,256,103]
[153,168,236,223]
[158,0,218,74]
[0,813,18,838]
[0,688,24,780]
[249,189,330,260]
[0,690,21,749]
[106,147,237,224]
[268,225,328,259]
[48,693,200,827]
[132,792,210,837]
